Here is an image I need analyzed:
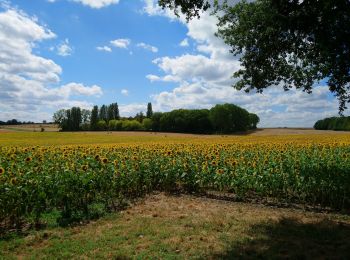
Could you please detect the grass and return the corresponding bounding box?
[1,193,350,259]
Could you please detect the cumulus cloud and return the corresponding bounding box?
[0,6,103,122]
[119,103,147,117]
[57,38,73,56]
[137,42,158,53]
[179,38,189,47]
[96,45,112,52]
[60,82,103,97]
[72,0,119,9]
[146,74,180,83]
[110,38,130,49]
[121,89,129,96]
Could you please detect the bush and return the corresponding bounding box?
[96,120,107,131]
[108,119,118,131]
[121,120,143,131]
[142,118,153,131]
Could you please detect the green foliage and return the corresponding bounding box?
[107,103,120,121]
[121,120,143,131]
[160,109,213,134]
[134,112,145,123]
[314,117,350,131]
[151,112,163,132]
[146,102,153,118]
[55,103,258,133]
[81,109,91,124]
[158,0,210,20]
[108,119,118,131]
[99,105,108,122]
[142,118,153,131]
[96,120,107,131]
[209,103,250,133]
[53,109,66,128]
[249,113,260,129]
[90,106,99,131]
[81,123,90,131]
[53,107,81,131]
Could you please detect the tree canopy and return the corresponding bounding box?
[159,0,350,113]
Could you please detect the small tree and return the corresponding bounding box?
[135,112,145,123]
[90,105,99,131]
[70,107,82,131]
[99,105,108,122]
[107,104,114,122]
[146,102,153,118]
[113,103,120,120]
[81,109,91,124]
[53,109,67,129]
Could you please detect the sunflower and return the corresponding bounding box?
[101,158,108,164]
[25,157,32,162]
[10,177,17,185]
[216,169,224,174]
[0,167,5,174]
[81,165,88,171]
[94,154,100,160]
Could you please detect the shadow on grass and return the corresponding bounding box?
[214,217,350,259]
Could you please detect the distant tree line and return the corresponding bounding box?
[314,117,350,131]
[0,119,36,125]
[53,102,259,133]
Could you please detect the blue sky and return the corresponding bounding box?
[0,0,345,127]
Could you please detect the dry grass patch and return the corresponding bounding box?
[1,192,350,259]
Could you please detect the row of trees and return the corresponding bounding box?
[314,117,350,131]
[0,119,36,125]
[53,103,259,133]
[53,102,153,131]
[152,104,259,134]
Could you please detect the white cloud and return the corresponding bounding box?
[110,38,130,49]
[121,89,129,96]
[119,103,146,117]
[73,0,119,9]
[137,42,158,53]
[0,6,103,122]
[146,74,180,83]
[57,38,73,56]
[142,0,178,20]
[179,38,189,47]
[96,45,112,52]
[60,82,103,97]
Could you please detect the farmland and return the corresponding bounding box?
[1,130,350,258]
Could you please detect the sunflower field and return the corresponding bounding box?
[1,133,350,227]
